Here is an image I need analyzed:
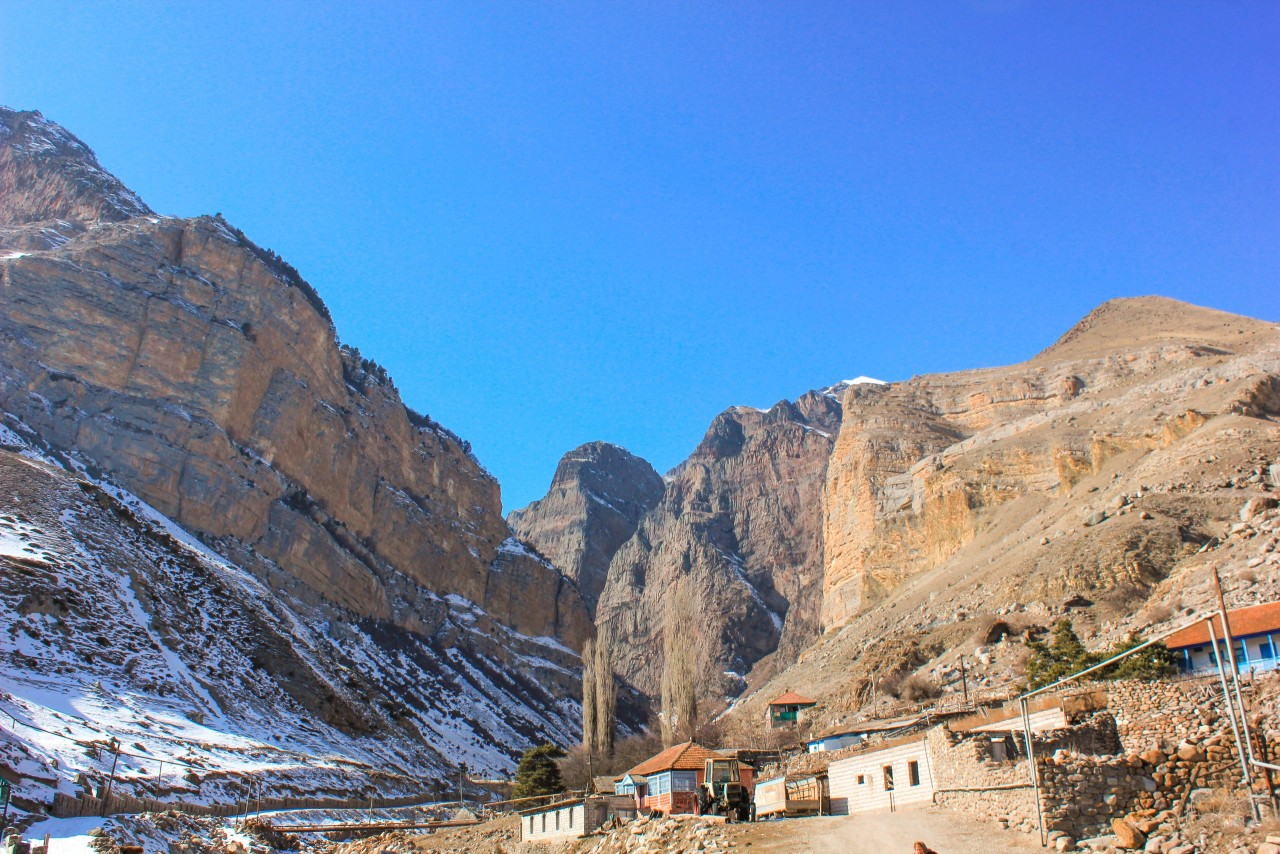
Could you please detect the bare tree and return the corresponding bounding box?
[660,577,699,746]
[581,635,597,758]
[593,625,617,758]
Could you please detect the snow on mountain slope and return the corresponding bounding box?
[0,416,580,817]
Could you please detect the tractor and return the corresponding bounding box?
[699,757,752,821]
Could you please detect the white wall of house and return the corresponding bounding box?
[828,740,933,815]
[520,802,587,843]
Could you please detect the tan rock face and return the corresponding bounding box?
[0,107,589,650]
[820,297,1280,631]
[508,442,664,613]
[595,389,844,698]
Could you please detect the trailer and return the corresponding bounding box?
[752,772,829,819]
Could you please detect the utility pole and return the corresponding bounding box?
[1,778,12,833]
[959,656,969,705]
[101,739,121,818]
[458,762,467,810]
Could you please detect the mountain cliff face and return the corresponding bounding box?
[821,297,1280,628]
[0,107,593,786]
[508,442,664,612]
[733,297,1280,728]
[591,387,848,699]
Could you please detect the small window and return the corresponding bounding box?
[883,765,894,791]
[909,761,921,787]
[857,774,865,785]
[569,807,574,828]
[1259,641,1275,659]
[555,810,560,830]
[541,813,546,832]
[529,816,534,833]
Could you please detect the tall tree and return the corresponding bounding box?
[593,625,617,757]
[581,635,597,758]
[660,577,699,746]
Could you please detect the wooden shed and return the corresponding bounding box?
[753,771,830,819]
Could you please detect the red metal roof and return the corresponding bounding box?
[768,690,816,707]
[1164,602,1280,650]
[627,742,729,777]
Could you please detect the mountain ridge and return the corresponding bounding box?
[0,106,600,805]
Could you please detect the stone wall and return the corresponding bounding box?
[929,726,1039,834]
[1077,677,1226,751]
[1035,733,1243,840]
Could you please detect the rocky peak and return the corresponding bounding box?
[508,441,663,612]
[0,109,590,651]
[0,107,151,227]
[1035,296,1277,364]
[595,383,850,700]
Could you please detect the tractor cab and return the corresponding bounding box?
[707,759,740,785]
[700,758,751,820]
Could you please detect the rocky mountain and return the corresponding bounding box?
[734,296,1280,730]
[526,299,1278,732]
[591,385,851,699]
[0,106,597,802]
[508,442,664,613]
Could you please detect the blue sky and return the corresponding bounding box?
[2,1,1277,511]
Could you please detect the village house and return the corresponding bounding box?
[766,690,817,729]
[617,741,755,815]
[828,734,935,815]
[825,698,1074,816]
[519,795,636,844]
[1164,601,1280,674]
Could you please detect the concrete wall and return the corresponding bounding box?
[828,739,933,815]
[521,802,591,843]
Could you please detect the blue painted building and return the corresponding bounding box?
[1164,602,1280,674]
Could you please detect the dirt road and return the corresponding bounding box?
[738,809,1045,853]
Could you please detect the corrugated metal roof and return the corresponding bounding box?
[811,715,922,740]
[1164,602,1280,649]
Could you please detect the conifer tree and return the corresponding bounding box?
[512,743,566,799]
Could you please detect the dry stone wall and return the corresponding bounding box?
[1085,677,1226,751]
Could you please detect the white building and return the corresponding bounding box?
[519,795,634,844]
[828,736,935,815]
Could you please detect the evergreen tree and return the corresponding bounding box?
[1025,619,1179,689]
[512,743,566,799]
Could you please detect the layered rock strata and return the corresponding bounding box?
[593,387,846,698]
[0,107,595,776]
[509,441,664,613]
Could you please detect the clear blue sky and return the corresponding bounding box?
[2,2,1277,512]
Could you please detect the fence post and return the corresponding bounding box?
[101,739,121,818]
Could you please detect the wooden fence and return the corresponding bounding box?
[51,790,437,819]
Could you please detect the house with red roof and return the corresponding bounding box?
[766,689,817,728]
[615,741,754,815]
[1164,602,1280,674]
